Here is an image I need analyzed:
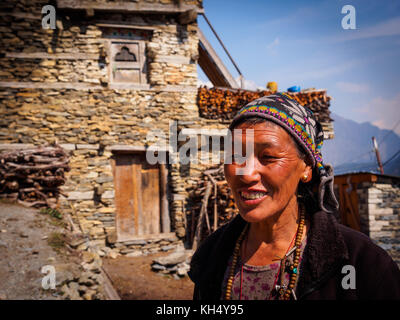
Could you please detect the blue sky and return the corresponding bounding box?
[198,0,400,134]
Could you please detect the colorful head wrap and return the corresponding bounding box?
[229,92,339,213]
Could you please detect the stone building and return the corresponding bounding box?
[334,172,400,266]
[0,0,336,257]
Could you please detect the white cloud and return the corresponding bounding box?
[259,1,326,29]
[336,81,369,93]
[235,77,261,91]
[330,16,400,43]
[354,93,400,135]
[277,58,364,82]
[267,37,280,55]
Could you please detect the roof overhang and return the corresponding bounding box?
[56,0,204,14]
[198,28,239,89]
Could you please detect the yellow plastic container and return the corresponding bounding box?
[267,81,278,92]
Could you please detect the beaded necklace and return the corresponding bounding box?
[225,203,306,300]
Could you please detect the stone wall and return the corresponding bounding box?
[357,177,400,266]
[0,0,219,255]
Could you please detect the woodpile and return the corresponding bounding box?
[290,90,333,123]
[197,87,333,123]
[187,165,239,250]
[0,145,70,208]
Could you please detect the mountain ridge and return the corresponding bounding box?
[322,113,400,176]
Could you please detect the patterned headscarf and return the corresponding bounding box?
[229,92,339,214]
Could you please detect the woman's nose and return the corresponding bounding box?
[236,156,261,184]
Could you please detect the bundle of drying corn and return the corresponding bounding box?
[0,145,70,208]
[197,87,333,123]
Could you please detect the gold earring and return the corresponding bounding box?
[302,174,308,182]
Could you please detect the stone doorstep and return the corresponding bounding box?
[116,232,178,243]
[152,249,192,266]
[121,239,147,246]
[126,251,143,257]
[161,245,175,251]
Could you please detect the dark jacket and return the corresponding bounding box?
[188,210,400,300]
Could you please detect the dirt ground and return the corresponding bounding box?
[0,201,195,300]
[0,202,81,300]
[102,251,195,300]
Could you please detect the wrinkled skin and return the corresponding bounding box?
[224,121,313,264]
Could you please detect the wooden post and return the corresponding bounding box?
[213,183,218,232]
[159,163,170,233]
[192,181,212,251]
[372,137,384,174]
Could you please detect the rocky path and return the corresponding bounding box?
[0,202,81,300]
[0,201,194,300]
[103,251,194,300]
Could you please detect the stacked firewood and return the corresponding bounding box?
[197,87,333,123]
[197,87,271,120]
[290,90,333,123]
[186,165,239,249]
[0,145,70,208]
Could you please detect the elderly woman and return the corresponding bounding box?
[188,93,400,300]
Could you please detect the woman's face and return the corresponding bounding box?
[224,121,311,223]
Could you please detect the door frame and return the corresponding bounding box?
[110,146,171,242]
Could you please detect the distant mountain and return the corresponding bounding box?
[322,113,400,176]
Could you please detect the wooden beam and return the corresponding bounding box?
[0,12,41,20]
[160,163,171,233]
[57,0,204,14]
[5,52,100,60]
[108,145,171,153]
[334,173,378,185]
[155,55,192,65]
[0,82,197,92]
[108,145,147,153]
[95,23,155,31]
[116,232,177,242]
[179,9,197,25]
[0,144,35,150]
[198,28,238,89]
[152,85,197,92]
[0,81,103,90]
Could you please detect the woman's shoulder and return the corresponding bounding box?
[188,215,245,283]
[310,209,397,271]
[337,222,400,297]
[191,215,243,260]
[337,222,391,261]
[311,210,400,297]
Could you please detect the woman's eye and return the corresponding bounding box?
[261,154,275,161]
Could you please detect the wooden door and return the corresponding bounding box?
[113,153,161,241]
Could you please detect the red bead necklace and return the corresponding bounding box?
[225,203,306,300]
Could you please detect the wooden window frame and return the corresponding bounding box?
[107,39,147,86]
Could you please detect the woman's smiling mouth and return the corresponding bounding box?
[239,190,268,205]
